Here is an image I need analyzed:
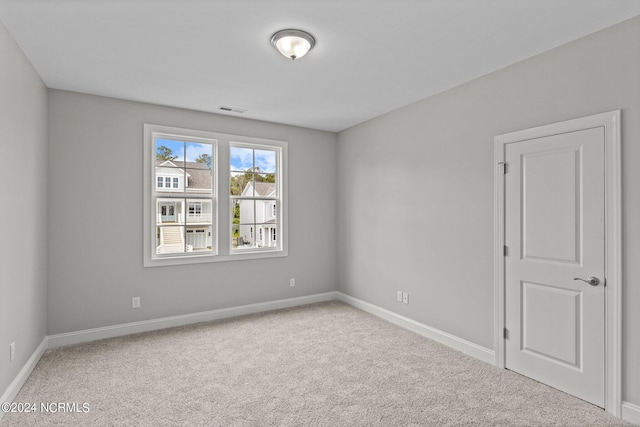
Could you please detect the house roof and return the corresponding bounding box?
[253,182,276,197]
[156,160,212,190]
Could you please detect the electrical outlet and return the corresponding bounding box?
[132,296,141,308]
[397,291,403,302]
[402,292,409,304]
[290,278,296,287]
[10,342,15,362]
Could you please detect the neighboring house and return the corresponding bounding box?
[237,181,277,248]
[156,160,213,254]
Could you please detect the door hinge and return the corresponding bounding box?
[498,162,507,174]
[503,328,508,339]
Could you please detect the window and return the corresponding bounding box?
[144,124,287,267]
[230,143,282,251]
[157,175,181,190]
[148,129,215,263]
[189,202,202,218]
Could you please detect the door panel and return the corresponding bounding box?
[522,148,580,264]
[521,281,581,368]
[505,127,605,407]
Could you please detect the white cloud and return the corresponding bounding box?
[185,142,211,163]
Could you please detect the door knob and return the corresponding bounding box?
[573,276,601,287]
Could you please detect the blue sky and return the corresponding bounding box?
[156,139,211,163]
[230,147,276,173]
[156,140,276,173]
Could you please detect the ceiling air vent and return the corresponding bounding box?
[219,106,246,114]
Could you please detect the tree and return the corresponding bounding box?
[230,167,276,196]
[195,153,212,169]
[156,146,177,161]
[242,167,275,183]
[230,174,247,196]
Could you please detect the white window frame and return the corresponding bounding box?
[144,124,288,267]
[188,201,202,219]
[230,141,285,254]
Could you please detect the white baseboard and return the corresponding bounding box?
[48,292,337,349]
[623,401,640,426]
[335,292,495,364]
[0,336,48,421]
[46,290,495,364]
[22,291,640,424]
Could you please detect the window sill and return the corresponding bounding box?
[144,248,287,267]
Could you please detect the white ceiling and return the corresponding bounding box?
[1,1,639,132]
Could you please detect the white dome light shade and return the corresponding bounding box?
[270,29,315,60]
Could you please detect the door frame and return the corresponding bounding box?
[493,110,621,416]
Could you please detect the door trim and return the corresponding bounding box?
[494,110,621,416]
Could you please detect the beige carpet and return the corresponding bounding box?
[2,301,625,426]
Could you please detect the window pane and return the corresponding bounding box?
[254,175,276,197]
[234,199,255,224]
[232,224,255,249]
[230,172,250,196]
[156,173,183,194]
[186,199,212,225]
[255,149,276,173]
[156,139,184,162]
[185,226,213,252]
[186,142,212,170]
[185,165,212,194]
[230,146,254,172]
[156,199,184,224]
[185,142,213,195]
[268,202,278,221]
[256,224,278,248]
[156,226,185,254]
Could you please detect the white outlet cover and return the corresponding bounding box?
[402,292,409,304]
[397,291,403,302]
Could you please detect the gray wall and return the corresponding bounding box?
[4,10,639,414]
[47,90,338,334]
[337,16,640,406]
[0,22,48,394]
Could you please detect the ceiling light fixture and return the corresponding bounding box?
[270,29,315,60]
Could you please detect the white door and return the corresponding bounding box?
[504,126,605,406]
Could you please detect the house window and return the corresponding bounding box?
[157,176,180,190]
[144,124,287,266]
[230,142,284,252]
[188,202,202,217]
